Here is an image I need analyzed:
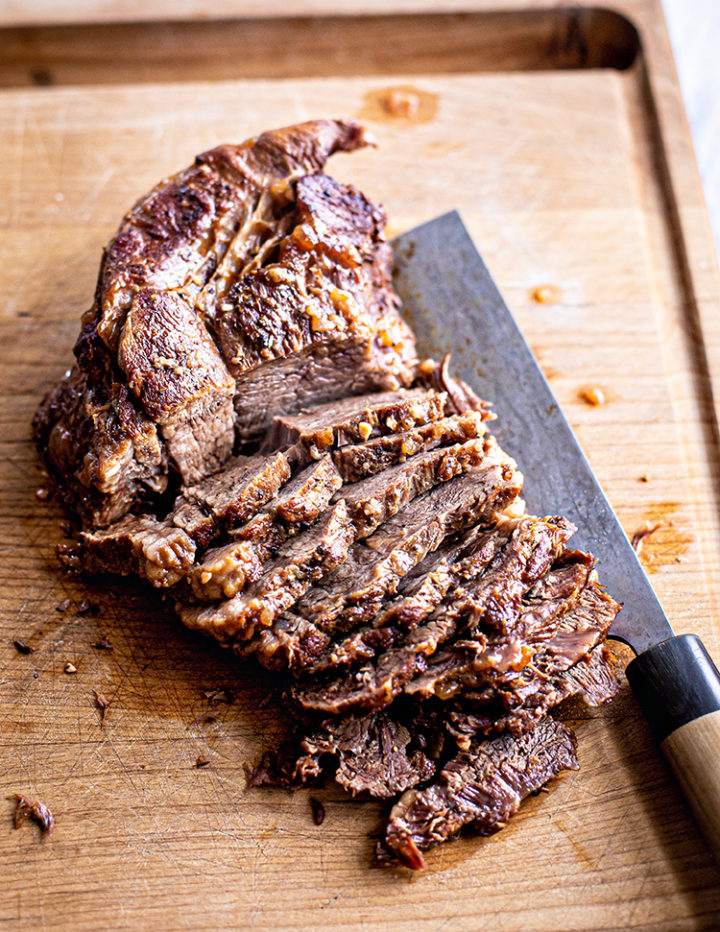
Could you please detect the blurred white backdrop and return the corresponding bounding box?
[662,0,720,262]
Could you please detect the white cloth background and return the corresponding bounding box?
[661,0,720,263]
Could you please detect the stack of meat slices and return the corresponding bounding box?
[37,119,621,870]
[60,362,620,869]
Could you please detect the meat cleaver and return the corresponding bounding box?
[392,211,720,862]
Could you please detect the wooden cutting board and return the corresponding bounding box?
[1,1,719,928]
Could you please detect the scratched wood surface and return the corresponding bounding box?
[1,3,720,930]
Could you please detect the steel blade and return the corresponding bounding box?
[392,211,672,654]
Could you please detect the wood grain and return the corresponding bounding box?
[1,1,719,929]
[662,710,720,864]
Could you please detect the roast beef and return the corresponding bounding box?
[63,451,291,584]
[332,411,488,482]
[377,717,579,869]
[187,456,342,601]
[34,118,624,871]
[34,119,416,527]
[179,501,354,644]
[263,387,447,462]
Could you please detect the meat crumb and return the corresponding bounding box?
[190,711,217,727]
[78,600,100,616]
[310,797,325,825]
[93,690,110,726]
[92,637,113,651]
[631,523,660,553]
[10,794,54,836]
[200,688,233,704]
[195,755,210,768]
[579,386,605,406]
[64,661,77,674]
[13,639,37,655]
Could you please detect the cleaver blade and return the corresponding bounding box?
[392,211,720,862]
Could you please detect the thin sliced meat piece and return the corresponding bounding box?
[187,456,341,601]
[339,438,487,539]
[446,645,620,746]
[178,501,353,643]
[59,515,196,588]
[333,411,488,482]
[250,708,437,799]
[292,462,522,638]
[264,388,447,461]
[172,451,291,548]
[377,717,579,869]
[443,583,621,737]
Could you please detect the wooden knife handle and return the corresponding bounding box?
[626,634,720,864]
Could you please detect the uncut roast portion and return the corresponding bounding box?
[34,119,417,528]
[36,120,621,870]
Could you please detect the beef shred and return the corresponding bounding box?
[32,120,622,870]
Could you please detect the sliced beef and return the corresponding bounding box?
[404,551,594,702]
[179,501,354,643]
[264,388,447,462]
[249,708,437,799]
[446,645,620,749]
[214,174,417,441]
[377,717,579,869]
[304,521,520,676]
[443,582,621,737]
[291,462,522,641]
[273,456,343,526]
[63,451,290,586]
[292,517,574,716]
[293,710,436,799]
[333,411,487,482]
[446,515,577,635]
[59,515,196,588]
[234,610,330,671]
[305,515,573,677]
[340,438,487,539]
[187,457,341,601]
[187,439,483,604]
[171,451,291,548]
